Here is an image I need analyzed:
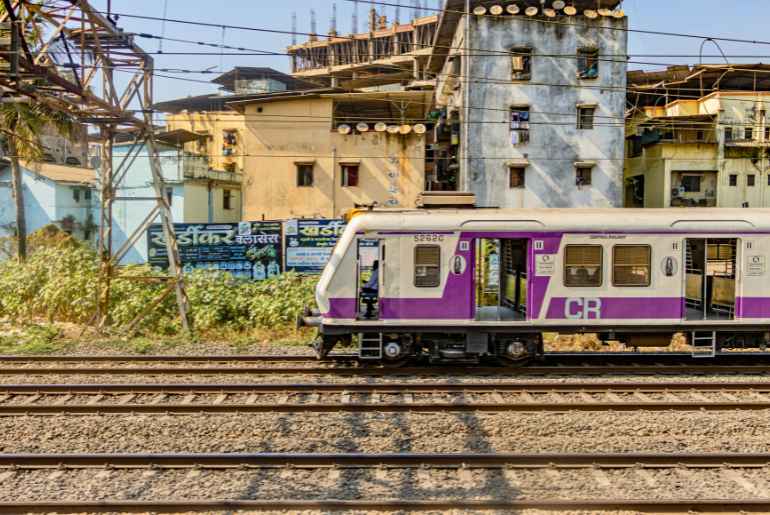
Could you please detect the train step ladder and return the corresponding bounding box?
[359,333,383,359]
[691,330,717,358]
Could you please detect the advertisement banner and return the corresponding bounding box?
[147,221,283,280]
[284,219,346,274]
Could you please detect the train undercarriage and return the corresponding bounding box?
[310,326,770,365]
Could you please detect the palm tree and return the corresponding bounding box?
[0,100,73,262]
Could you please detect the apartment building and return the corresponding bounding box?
[159,67,429,219]
[429,0,628,207]
[625,65,770,208]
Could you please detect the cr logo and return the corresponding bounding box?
[565,298,602,319]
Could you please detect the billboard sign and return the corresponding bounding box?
[147,221,283,280]
[284,219,345,274]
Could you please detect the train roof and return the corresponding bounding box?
[348,208,770,233]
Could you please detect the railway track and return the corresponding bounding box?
[2,363,770,376]
[1,499,769,513]
[1,450,769,468]
[1,453,770,513]
[1,381,770,414]
[2,352,770,376]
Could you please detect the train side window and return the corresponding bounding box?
[414,245,441,287]
[612,245,652,287]
[564,245,603,287]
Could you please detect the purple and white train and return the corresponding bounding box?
[306,208,770,363]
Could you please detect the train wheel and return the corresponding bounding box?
[379,335,412,367]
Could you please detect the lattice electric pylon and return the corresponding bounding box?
[0,0,191,333]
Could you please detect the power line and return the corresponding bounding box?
[95,4,770,67]
[46,152,770,163]
[353,0,770,48]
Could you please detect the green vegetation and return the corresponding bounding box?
[0,229,318,338]
[0,323,66,354]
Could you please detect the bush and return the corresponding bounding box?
[0,229,318,336]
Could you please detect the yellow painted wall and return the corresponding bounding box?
[239,97,425,220]
[624,144,667,208]
[624,141,770,208]
[182,183,210,223]
[166,111,247,173]
[212,186,241,222]
[183,182,242,223]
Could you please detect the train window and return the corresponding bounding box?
[564,245,603,287]
[612,245,652,287]
[414,245,441,287]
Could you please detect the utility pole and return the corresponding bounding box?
[0,0,192,333]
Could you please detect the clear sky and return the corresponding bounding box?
[90,0,770,102]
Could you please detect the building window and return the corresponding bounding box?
[576,166,593,186]
[224,162,237,173]
[510,107,530,145]
[612,245,651,287]
[85,189,92,201]
[729,174,738,186]
[681,175,701,192]
[577,48,599,79]
[414,245,441,287]
[223,189,232,210]
[564,245,603,287]
[296,163,314,187]
[510,47,532,81]
[223,130,238,146]
[222,130,238,157]
[767,174,770,186]
[765,127,770,140]
[745,127,754,140]
[748,174,756,187]
[72,188,80,202]
[341,164,359,187]
[577,106,595,130]
[165,187,173,206]
[725,127,733,141]
[509,166,525,188]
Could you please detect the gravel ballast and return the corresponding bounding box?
[0,467,766,503]
[1,410,770,454]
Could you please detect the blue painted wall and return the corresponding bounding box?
[111,143,186,264]
[0,166,96,242]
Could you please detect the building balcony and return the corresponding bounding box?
[724,138,770,148]
[181,156,243,185]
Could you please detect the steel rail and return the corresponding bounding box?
[0,355,352,363]
[1,452,769,468]
[0,380,768,393]
[3,399,770,415]
[1,500,770,513]
[0,364,770,375]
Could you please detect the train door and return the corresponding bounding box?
[356,238,382,320]
[685,238,737,320]
[475,238,528,321]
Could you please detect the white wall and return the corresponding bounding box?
[461,14,628,207]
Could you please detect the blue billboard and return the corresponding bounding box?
[284,219,345,274]
[147,221,283,280]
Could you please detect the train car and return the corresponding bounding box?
[304,208,770,364]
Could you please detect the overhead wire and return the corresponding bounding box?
[352,0,770,48]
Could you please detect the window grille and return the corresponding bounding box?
[564,245,603,287]
[414,245,441,287]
